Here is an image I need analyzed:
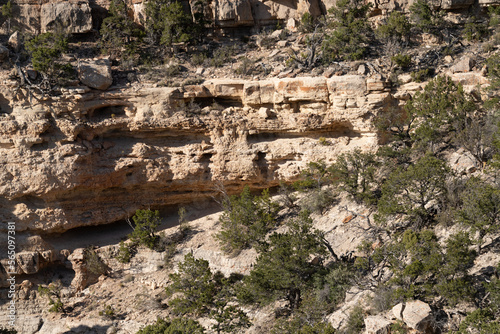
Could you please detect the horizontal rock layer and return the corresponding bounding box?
[2,0,500,35]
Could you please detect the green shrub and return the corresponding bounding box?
[144,0,201,47]
[392,54,412,68]
[463,17,489,42]
[377,154,450,227]
[322,0,372,61]
[209,46,235,67]
[410,68,431,82]
[405,76,476,151]
[1,0,13,34]
[128,209,161,250]
[99,305,116,319]
[100,0,144,60]
[456,309,500,334]
[300,12,316,33]
[234,57,254,76]
[318,137,330,146]
[343,305,365,334]
[293,161,330,191]
[38,282,64,313]
[240,211,327,309]
[84,247,108,276]
[300,188,337,214]
[25,31,69,76]
[458,177,500,251]
[116,241,134,263]
[164,64,181,77]
[390,320,409,334]
[216,187,279,255]
[166,253,250,332]
[191,52,207,66]
[329,148,379,204]
[376,11,411,42]
[410,0,443,33]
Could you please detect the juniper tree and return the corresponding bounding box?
[377,154,450,228]
[100,0,144,60]
[322,0,373,61]
[240,211,327,309]
[128,209,161,250]
[216,186,279,255]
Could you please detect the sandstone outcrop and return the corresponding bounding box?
[40,1,93,34]
[3,0,500,35]
[0,75,387,236]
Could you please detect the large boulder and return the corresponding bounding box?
[393,300,435,333]
[215,0,254,26]
[41,1,92,34]
[78,58,113,90]
[364,316,392,334]
[451,56,476,73]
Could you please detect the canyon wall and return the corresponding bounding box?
[0,75,386,235]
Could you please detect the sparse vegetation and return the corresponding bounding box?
[38,281,65,313]
[128,209,161,250]
[216,186,279,255]
[322,0,373,61]
[99,0,144,60]
[25,31,71,78]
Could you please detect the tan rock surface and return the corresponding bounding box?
[0,76,383,236]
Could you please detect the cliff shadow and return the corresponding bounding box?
[61,325,110,334]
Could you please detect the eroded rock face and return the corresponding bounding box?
[6,0,500,35]
[0,75,386,235]
[40,1,93,34]
[0,71,488,236]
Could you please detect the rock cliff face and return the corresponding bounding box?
[2,0,500,35]
[0,69,488,281]
[0,75,384,235]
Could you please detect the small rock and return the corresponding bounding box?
[270,29,283,39]
[277,40,288,47]
[26,69,38,81]
[196,67,204,75]
[358,64,367,75]
[258,107,270,119]
[393,303,404,320]
[287,18,298,31]
[451,56,475,73]
[8,31,22,52]
[364,315,392,334]
[398,74,412,84]
[323,68,335,78]
[444,55,453,63]
[342,215,354,224]
[0,45,9,62]
[78,58,113,90]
